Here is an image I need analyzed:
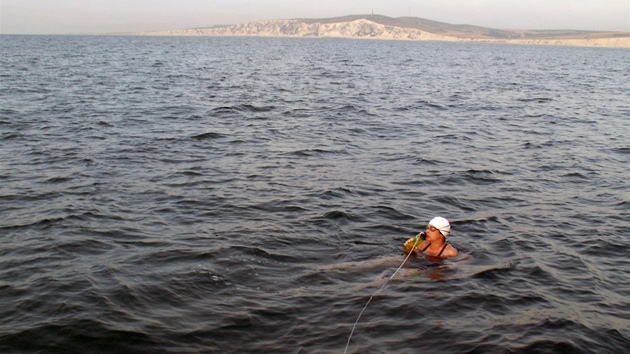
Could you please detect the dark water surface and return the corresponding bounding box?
[1,35,629,353]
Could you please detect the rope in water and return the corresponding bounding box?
[343,233,423,354]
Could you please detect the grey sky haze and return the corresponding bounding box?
[1,0,628,35]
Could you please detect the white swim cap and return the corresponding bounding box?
[429,217,450,237]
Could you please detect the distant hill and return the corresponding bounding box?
[126,14,630,48]
[309,15,627,40]
[299,14,522,39]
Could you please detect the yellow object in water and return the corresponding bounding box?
[404,232,425,254]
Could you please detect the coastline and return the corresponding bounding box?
[462,36,630,48]
[126,18,630,49]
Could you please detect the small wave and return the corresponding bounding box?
[45,176,72,183]
[562,172,588,179]
[335,104,376,115]
[181,170,204,176]
[371,205,415,221]
[252,200,307,213]
[1,133,20,140]
[522,141,556,149]
[0,108,19,116]
[127,86,146,92]
[433,195,475,212]
[414,157,442,165]
[466,175,502,185]
[230,245,302,263]
[55,238,114,256]
[287,148,346,157]
[322,209,359,221]
[582,238,627,257]
[211,104,275,113]
[610,147,630,155]
[348,127,367,134]
[456,169,503,184]
[397,100,446,111]
[191,132,226,140]
[1,216,68,231]
[282,108,312,118]
[517,97,553,103]
[318,187,354,200]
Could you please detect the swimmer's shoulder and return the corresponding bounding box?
[443,244,459,258]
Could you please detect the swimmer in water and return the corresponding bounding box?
[404,217,459,258]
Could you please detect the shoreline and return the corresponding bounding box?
[128,32,630,49]
[126,18,630,49]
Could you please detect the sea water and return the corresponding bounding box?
[1,35,629,353]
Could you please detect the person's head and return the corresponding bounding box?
[426,217,450,239]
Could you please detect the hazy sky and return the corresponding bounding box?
[1,0,628,35]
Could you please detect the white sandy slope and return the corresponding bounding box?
[133,19,630,49]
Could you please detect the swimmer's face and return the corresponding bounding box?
[426,224,442,239]
[427,225,439,232]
